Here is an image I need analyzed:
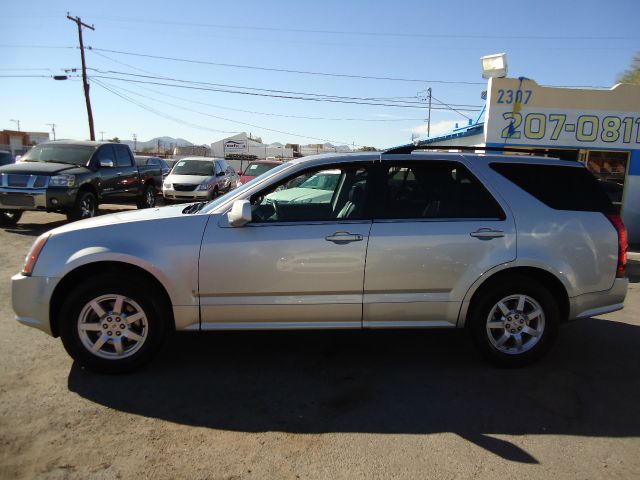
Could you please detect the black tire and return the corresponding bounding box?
[59,273,168,374]
[66,191,98,222]
[0,210,23,226]
[469,274,559,367]
[137,183,156,209]
[209,187,219,200]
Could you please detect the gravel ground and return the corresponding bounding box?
[1,207,639,479]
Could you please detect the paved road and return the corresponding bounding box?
[1,207,639,479]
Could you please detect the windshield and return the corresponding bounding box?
[200,161,296,214]
[172,160,214,176]
[20,144,96,166]
[245,162,279,177]
[298,171,340,190]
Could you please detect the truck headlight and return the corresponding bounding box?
[49,175,76,187]
[196,183,212,191]
[163,183,172,189]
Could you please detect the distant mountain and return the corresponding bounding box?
[121,136,194,152]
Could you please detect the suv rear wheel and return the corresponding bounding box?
[469,275,559,366]
[59,274,168,373]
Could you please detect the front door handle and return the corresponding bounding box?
[325,231,364,244]
[470,228,505,239]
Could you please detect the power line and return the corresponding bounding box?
[89,74,483,111]
[0,44,75,49]
[88,68,437,105]
[103,80,427,122]
[88,47,487,85]
[92,79,364,146]
[89,17,640,41]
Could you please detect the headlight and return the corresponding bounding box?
[163,183,172,189]
[196,183,212,191]
[22,233,51,276]
[49,174,76,187]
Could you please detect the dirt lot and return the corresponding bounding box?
[1,206,639,479]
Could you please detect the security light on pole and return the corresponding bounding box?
[481,53,508,79]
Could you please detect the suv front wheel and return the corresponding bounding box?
[469,275,559,366]
[59,274,168,373]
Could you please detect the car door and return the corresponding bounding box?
[94,145,120,200]
[363,158,516,328]
[111,144,140,201]
[198,162,373,329]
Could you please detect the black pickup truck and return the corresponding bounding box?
[0,141,162,225]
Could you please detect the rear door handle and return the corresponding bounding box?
[325,231,364,244]
[470,228,505,239]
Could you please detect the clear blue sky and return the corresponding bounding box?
[2,0,638,149]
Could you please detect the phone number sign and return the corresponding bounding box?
[485,80,640,149]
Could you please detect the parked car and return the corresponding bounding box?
[12,151,628,373]
[238,159,282,185]
[0,151,15,166]
[162,157,239,202]
[135,155,171,179]
[0,141,162,225]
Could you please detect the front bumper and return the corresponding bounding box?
[162,187,211,202]
[12,273,60,336]
[0,187,77,211]
[569,277,629,319]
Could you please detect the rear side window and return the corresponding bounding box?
[377,161,505,220]
[114,145,132,167]
[491,163,615,213]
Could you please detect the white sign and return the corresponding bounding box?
[224,140,247,152]
[485,79,640,150]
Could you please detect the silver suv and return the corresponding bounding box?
[12,151,628,373]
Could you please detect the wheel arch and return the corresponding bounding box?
[459,266,570,328]
[49,261,175,337]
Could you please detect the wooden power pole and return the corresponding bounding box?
[67,13,96,140]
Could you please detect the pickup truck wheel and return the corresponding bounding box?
[0,210,23,226]
[469,275,559,367]
[67,191,97,222]
[137,184,156,209]
[59,274,167,374]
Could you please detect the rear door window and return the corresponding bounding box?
[376,161,505,220]
[114,145,132,167]
[490,163,615,213]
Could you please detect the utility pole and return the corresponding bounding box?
[46,123,56,140]
[10,119,20,131]
[426,87,432,138]
[132,133,137,152]
[67,13,95,140]
[99,131,105,141]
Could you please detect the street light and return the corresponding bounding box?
[10,119,20,131]
[481,53,508,79]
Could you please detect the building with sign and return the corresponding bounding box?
[211,133,294,160]
[411,78,640,243]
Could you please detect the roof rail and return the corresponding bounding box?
[384,144,554,156]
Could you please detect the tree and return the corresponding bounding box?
[109,137,120,143]
[617,52,640,84]
[358,146,378,151]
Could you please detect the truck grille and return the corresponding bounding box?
[0,194,35,207]
[173,183,197,192]
[1,174,48,188]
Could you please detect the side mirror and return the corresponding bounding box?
[217,171,225,177]
[99,159,114,168]
[227,199,252,227]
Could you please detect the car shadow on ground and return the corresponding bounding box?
[68,318,640,464]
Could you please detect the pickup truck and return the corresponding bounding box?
[0,141,162,225]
